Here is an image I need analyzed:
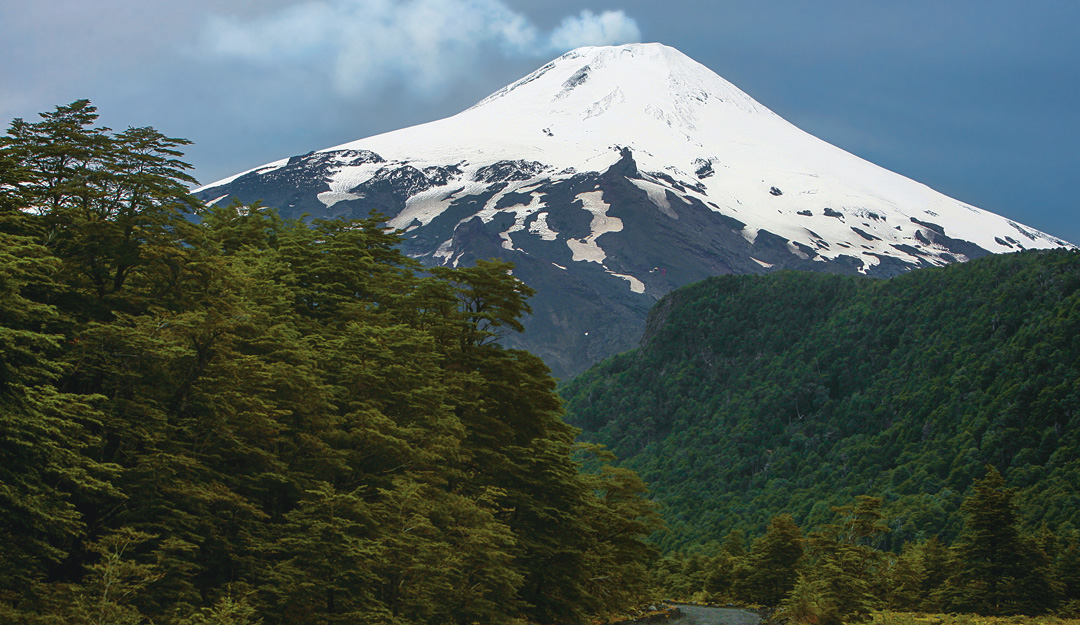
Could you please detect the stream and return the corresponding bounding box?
[667,603,762,625]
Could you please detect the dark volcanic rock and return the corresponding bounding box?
[193,145,1020,378]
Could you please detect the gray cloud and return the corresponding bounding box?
[201,0,640,97]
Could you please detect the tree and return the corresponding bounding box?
[703,550,738,601]
[908,536,954,612]
[783,497,889,624]
[883,543,924,611]
[945,465,1055,615]
[0,227,112,601]
[575,445,664,618]
[1056,533,1080,615]
[1,100,665,625]
[736,514,803,606]
[3,100,200,319]
[42,528,162,625]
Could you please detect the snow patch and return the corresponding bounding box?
[786,241,809,260]
[607,270,645,293]
[433,239,454,265]
[388,181,486,229]
[628,177,677,219]
[488,193,547,251]
[529,211,559,241]
[193,158,288,192]
[317,191,362,208]
[858,253,881,274]
[566,190,621,263]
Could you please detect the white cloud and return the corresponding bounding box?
[202,0,640,97]
[549,10,642,51]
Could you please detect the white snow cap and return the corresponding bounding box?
[204,43,1071,269]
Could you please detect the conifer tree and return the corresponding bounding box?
[910,536,954,612]
[3,100,200,319]
[0,217,113,603]
[783,497,888,624]
[946,465,1055,615]
[736,514,803,606]
[576,445,663,617]
[1056,533,1080,614]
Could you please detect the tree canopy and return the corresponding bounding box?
[562,248,1080,549]
[0,101,660,624]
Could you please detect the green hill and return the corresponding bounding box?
[561,249,1080,550]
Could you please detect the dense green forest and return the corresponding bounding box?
[561,247,1080,550]
[7,99,1080,625]
[0,101,661,624]
[656,469,1080,624]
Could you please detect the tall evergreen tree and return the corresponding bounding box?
[576,445,663,618]
[0,186,113,605]
[946,465,1055,615]
[3,100,199,319]
[783,497,889,624]
[736,514,803,606]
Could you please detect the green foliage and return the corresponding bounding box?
[738,514,804,606]
[945,466,1056,615]
[792,497,892,623]
[868,613,1080,625]
[0,101,661,625]
[575,445,665,619]
[0,227,114,596]
[2,99,200,318]
[657,491,1071,619]
[40,528,163,625]
[561,250,1080,549]
[178,596,262,625]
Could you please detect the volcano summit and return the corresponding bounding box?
[195,43,1071,378]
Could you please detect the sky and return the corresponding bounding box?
[3,1,1078,243]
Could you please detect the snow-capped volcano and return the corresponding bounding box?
[196,43,1072,378]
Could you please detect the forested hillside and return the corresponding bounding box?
[561,247,1080,550]
[0,101,660,624]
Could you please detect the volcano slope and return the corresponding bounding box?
[195,43,1070,378]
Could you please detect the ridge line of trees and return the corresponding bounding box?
[562,246,1080,550]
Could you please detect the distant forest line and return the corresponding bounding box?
[562,246,1080,550]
